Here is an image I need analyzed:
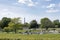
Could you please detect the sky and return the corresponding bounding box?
[0,0,60,23]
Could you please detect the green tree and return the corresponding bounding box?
[3,27,13,33]
[58,23,60,28]
[23,22,30,28]
[41,18,54,30]
[8,17,22,33]
[0,17,11,29]
[30,20,39,29]
[53,20,60,28]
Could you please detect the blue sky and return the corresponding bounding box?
[0,0,60,23]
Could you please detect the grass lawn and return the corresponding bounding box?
[0,33,60,40]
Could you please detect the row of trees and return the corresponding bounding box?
[41,18,60,30]
[0,17,60,33]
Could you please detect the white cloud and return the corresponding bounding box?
[46,9,60,13]
[58,3,60,7]
[28,2,38,7]
[45,0,51,1]
[47,4,56,8]
[0,4,40,23]
[42,4,56,9]
[17,0,38,7]
[28,3,35,7]
[27,0,35,7]
[0,9,19,18]
[18,0,27,4]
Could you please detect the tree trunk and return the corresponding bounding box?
[15,29,17,33]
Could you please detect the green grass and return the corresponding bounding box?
[0,33,60,40]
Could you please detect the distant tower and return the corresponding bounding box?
[24,18,25,24]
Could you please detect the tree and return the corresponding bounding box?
[23,22,30,27]
[29,20,39,29]
[41,18,54,30]
[8,17,22,33]
[53,20,60,28]
[3,27,13,33]
[58,23,60,28]
[0,17,11,29]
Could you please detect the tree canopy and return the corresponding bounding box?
[30,20,39,29]
[53,20,60,28]
[41,18,54,30]
[0,17,11,29]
